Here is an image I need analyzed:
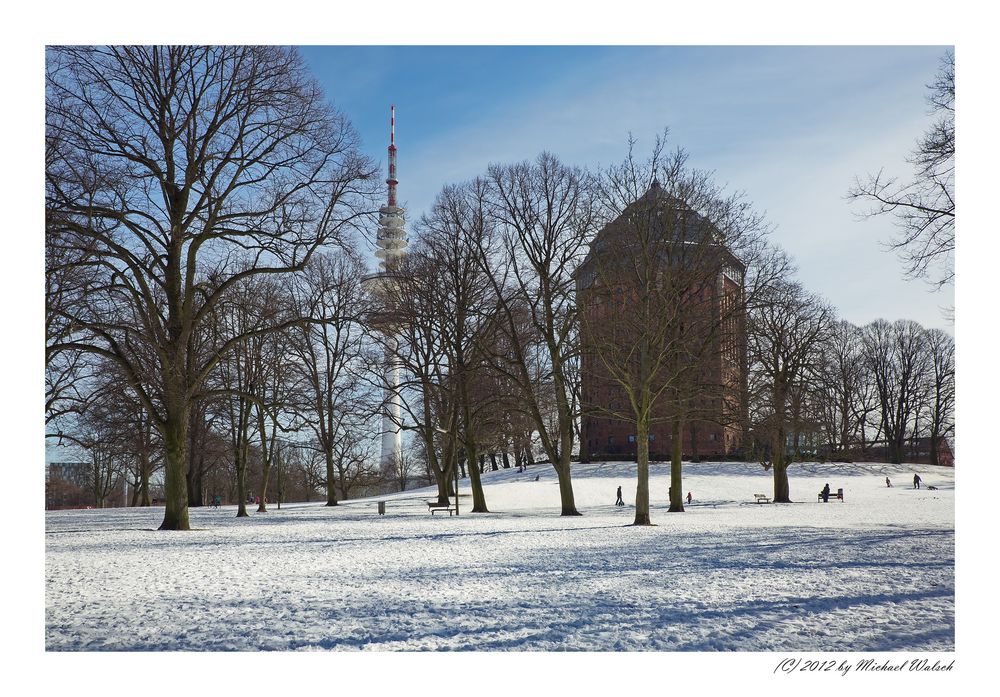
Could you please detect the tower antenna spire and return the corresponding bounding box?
[387,104,398,207]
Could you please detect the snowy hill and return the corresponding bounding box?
[45,460,954,651]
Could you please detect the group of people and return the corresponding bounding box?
[884,474,923,489]
[611,472,930,508]
[614,486,692,507]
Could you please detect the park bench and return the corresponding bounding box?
[817,488,844,502]
[753,493,771,504]
[427,501,458,516]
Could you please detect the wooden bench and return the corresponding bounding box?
[753,493,771,504]
[817,488,844,502]
[427,501,458,516]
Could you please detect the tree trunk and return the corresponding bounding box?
[325,447,338,506]
[890,435,903,465]
[772,460,791,503]
[554,460,581,515]
[465,440,489,513]
[235,439,249,518]
[256,408,273,513]
[668,418,685,512]
[158,401,191,530]
[186,460,204,508]
[258,460,271,513]
[434,466,451,505]
[772,425,792,503]
[446,461,457,498]
[186,408,205,507]
[138,449,152,506]
[633,417,652,525]
[337,465,349,504]
[502,451,511,469]
[839,401,850,453]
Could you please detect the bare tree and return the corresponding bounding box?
[120,384,161,506]
[923,328,955,466]
[817,320,868,456]
[63,372,134,508]
[582,136,782,521]
[748,280,834,502]
[376,245,468,506]
[211,276,272,517]
[46,46,376,529]
[288,251,370,506]
[328,423,382,500]
[480,153,597,516]
[861,319,930,464]
[251,286,298,512]
[382,450,416,492]
[185,394,228,507]
[849,50,954,289]
[414,180,505,512]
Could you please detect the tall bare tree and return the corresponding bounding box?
[46,46,375,529]
[480,153,597,516]
[861,319,930,465]
[748,280,834,502]
[288,251,369,506]
[212,276,274,517]
[250,283,298,513]
[371,248,461,505]
[415,181,504,513]
[817,321,868,455]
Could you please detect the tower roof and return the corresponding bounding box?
[576,181,744,287]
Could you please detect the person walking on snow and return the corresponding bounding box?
[913,473,922,489]
[886,476,892,488]
[615,486,624,507]
[822,483,831,503]
[686,491,692,505]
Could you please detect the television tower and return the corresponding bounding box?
[362,105,408,468]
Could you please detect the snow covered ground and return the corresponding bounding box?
[45,460,954,651]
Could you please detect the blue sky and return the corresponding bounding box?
[300,45,953,331]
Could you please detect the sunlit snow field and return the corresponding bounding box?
[45,460,954,651]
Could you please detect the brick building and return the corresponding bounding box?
[576,181,747,461]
